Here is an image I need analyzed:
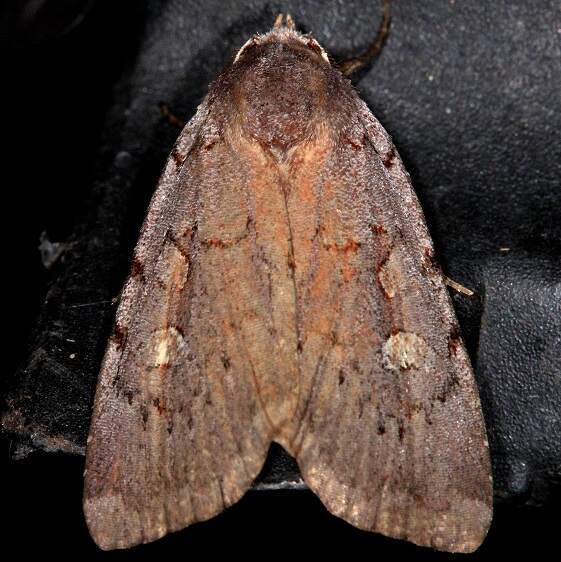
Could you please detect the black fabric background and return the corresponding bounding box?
[1,0,560,558]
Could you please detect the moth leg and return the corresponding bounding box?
[443,275,475,297]
[158,102,185,128]
[339,0,391,76]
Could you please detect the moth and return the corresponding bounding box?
[84,7,493,553]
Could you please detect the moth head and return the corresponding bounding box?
[224,16,338,156]
[233,14,330,68]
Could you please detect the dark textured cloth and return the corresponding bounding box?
[2,0,560,506]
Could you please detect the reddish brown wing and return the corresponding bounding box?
[83,99,298,549]
[278,94,493,552]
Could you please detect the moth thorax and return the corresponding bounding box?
[236,49,328,153]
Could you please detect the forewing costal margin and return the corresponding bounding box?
[84,26,492,552]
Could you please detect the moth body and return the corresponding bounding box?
[84,23,493,553]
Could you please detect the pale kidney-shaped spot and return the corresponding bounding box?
[383,331,428,372]
[151,326,186,370]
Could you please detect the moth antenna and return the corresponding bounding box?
[285,14,295,30]
[339,0,391,76]
[159,102,186,129]
[273,13,296,30]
